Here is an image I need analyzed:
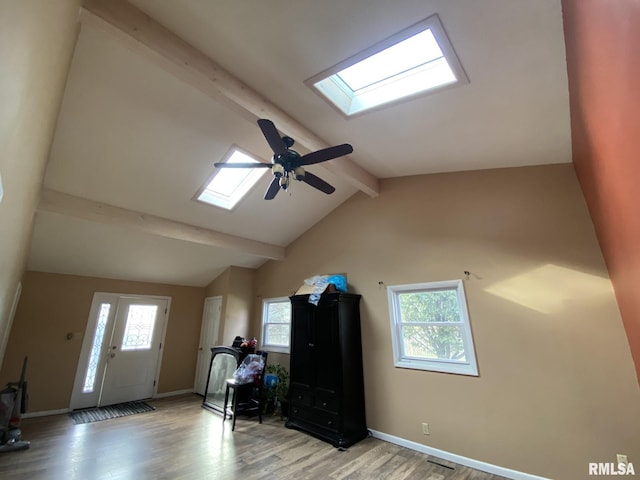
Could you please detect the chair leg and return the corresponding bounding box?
[231,385,239,431]
[223,384,231,421]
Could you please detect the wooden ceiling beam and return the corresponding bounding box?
[38,189,285,260]
[80,0,379,197]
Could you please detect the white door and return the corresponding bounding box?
[193,296,222,395]
[70,293,169,409]
[100,296,168,406]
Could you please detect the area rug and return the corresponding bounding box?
[69,401,155,425]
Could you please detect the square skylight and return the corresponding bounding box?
[196,147,267,210]
[306,14,468,116]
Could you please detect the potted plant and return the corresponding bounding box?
[264,363,289,419]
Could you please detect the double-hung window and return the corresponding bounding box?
[261,297,291,353]
[387,280,478,376]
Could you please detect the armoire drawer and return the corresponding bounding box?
[313,390,339,413]
[290,406,339,433]
[290,388,312,407]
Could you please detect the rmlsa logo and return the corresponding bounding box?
[589,462,635,476]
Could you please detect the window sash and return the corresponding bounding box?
[399,324,468,363]
[263,323,291,347]
[388,279,478,376]
[261,298,291,353]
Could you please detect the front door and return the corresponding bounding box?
[70,293,169,409]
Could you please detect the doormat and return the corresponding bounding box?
[69,401,155,425]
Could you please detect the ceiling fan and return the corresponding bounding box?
[214,119,353,200]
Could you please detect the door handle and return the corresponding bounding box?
[309,343,314,348]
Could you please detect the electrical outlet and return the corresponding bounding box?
[422,422,430,435]
[617,454,628,466]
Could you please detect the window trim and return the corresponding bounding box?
[261,297,291,354]
[305,14,469,117]
[387,279,478,376]
[194,145,267,211]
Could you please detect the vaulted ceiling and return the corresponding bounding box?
[28,0,571,286]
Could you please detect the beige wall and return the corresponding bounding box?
[254,164,640,479]
[0,271,205,412]
[0,0,81,370]
[205,266,256,346]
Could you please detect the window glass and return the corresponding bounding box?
[388,280,478,376]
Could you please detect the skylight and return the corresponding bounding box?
[196,147,267,210]
[306,14,468,116]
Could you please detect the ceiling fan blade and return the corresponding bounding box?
[299,144,353,166]
[214,162,272,168]
[301,171,335,195]
[257,119,287,155]
[264,176,281,200]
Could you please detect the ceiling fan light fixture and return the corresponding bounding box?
[272,163,285,178]
[293,166,305,180]
[279,175,290,190]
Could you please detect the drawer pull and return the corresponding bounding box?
[297,395,303,400]
[322,402,328,407]
[293,409,299,414]
[327,420,333,426]
[309,343,315,347]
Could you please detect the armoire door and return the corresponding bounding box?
[290,301,314,389]
[313,300,340,393]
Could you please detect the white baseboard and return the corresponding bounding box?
[22,391,195,418]
[23,408,69,419]
[153,389,194,399]
[368,429,550,480]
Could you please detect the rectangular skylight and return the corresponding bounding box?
[306,14,468,116]
[196,147,267,210]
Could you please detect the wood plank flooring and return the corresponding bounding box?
[0,394,507,479]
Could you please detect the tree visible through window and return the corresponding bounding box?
[388,280,478,376]
[261,298,291,353]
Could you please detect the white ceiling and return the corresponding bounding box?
[27,0,571,287]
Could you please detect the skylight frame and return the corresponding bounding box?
[305,14,469,117]
[194,146,268,211]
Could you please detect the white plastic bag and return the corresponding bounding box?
[232,354,265,384]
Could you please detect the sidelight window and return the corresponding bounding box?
[82,303,111,393]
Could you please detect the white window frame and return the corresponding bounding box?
[387,279,478,376]
[305,14,468,117]
[194,146,267,211]
[261,297,291,354]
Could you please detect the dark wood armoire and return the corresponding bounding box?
[285,293,367,448]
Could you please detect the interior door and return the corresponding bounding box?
[194,296,222,395]
[99,296,168,406]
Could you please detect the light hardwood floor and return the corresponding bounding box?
[0,394,507,479]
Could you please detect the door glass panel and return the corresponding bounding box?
[121,305,158,351]
[83,303,111,393]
